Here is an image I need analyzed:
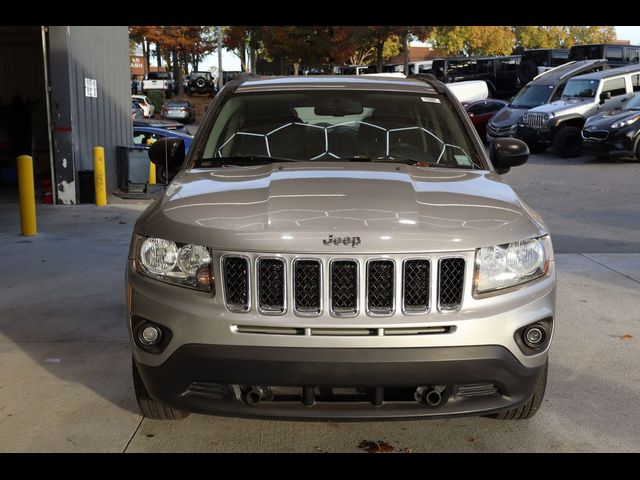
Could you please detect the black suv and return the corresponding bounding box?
[518,49,570,85]
[430,55,521,99]
[569,44,640,68]
[186,71,216,97]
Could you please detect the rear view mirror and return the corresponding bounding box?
[315,98,364,116]
[149,137,185,183]
[599,91,611,104]
[490,138,529,174]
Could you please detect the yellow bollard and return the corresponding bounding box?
[93,146,107,206]
[148,161,156,185]
[17,155,37,236]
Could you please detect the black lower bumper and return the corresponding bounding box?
[581,139,634,156]
[516,126,551,145]
[135,345,545,419]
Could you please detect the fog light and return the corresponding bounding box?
[139,325,161,346]
[523,326,545,348]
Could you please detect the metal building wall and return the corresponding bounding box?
[49,26,132,202]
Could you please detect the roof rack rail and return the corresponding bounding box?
[407,73,447,94]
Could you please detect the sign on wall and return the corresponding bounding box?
[84,78,97,98]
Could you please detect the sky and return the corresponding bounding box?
[199,26,640,72]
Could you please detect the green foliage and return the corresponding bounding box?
[145,91,165,116]
[432,26,515,56]
[515,26,617,49]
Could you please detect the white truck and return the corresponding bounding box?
[142,72,177,98]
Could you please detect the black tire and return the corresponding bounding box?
[132,356,190,420]
[635,139,640,161]
[552,126,582,158]
[489,359,548,420]
[518,60,539,85]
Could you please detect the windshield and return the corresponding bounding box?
[562,79,598,98]
[511,84,554,108]
[622,93,640,110]
[197,90,484,169]
[148,72,171,80]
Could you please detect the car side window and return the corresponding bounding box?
[632,74,640,92]
[602,77,627,97]
[605,47,624,62]
[487,101,505,112]
[133,130,163,146]
[625,48,640,63]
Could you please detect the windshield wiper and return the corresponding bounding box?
[197,155,303,167]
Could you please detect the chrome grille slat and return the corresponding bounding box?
[257,258,286,314]
[438,258,465,311]
[293,259,322,314]
[525,112,546,129]
[403,259,430,313]
[222,256,250,311]
[330,260,359,315]
[366,260,395,315]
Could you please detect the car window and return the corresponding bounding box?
[626,48,640,63]
[447,59,478,75]
[511,84,554,108]
[631,74,640,92]
[605,47,624,62]
[466,103,485,115]
[487,101,505,112]
[562,79,598,98]
[499,57,519,72]
[621,93,640,110]
[602,77,627,96]
[199,90,484,169]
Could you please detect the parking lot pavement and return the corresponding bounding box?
[0,151,638,452]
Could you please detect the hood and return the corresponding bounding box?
[529,97,593,115]
[585,109,640,128]
[489,105,528,128]
[136,163,547,254]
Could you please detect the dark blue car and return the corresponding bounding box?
[133,125,194,153]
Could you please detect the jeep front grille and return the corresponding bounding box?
[219,253,467,316]
[524,112,547,129]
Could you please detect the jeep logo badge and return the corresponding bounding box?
[323,234,361,248]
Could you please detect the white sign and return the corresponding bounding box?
[84,78,97,98]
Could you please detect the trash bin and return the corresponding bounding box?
[116,145,149,193]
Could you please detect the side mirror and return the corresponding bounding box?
[490,138,529,174]
[599,91,611,104]
[148,137,185,183]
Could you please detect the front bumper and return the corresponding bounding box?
[581,131,637,157]
[135,344,547,419]
[516,125,552,144]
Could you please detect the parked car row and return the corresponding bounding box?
[485,61,640,159]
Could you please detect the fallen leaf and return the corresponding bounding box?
[622,334,633,340]
[358,440,395,453]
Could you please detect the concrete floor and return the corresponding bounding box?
[0,152,639,452]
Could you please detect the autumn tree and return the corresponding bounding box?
[514,26,617,49]
[224,26,264,73]
[432,26,515,56]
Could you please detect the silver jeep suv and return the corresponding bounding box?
[127,74,556,420]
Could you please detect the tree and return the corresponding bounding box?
[432,26,515,56]
[515,26,617,49]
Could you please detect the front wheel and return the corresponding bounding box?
[132,356,190,420]
[488,359,548,420]
[552,126,582,158]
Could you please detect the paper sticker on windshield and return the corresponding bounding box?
[454,154,473,166]
[421,96,440,103]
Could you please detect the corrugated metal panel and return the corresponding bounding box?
[66,26,132,192]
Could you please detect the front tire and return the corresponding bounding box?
[132,356,190,420]
[489,359,548,420]
[553,126,582,158]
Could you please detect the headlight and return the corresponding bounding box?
[134,235,214,292]
[474,236,551,294]
[611,114,640,129]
